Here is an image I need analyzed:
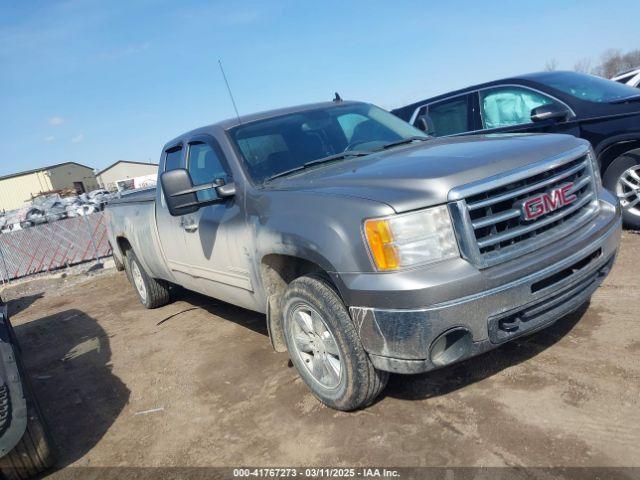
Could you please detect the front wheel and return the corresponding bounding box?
[282,274,388,411]
[603,151,640,229]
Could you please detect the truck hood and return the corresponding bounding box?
[266,133,588,213]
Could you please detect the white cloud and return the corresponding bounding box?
[49,116,65,126]
[43,135,55,143]
[71,133,84,143]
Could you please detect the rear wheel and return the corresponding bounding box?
[282,274,388,411]
[603,150,640,229]
[125,250,170,309]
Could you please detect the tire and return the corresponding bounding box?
[125,250,171,309]
[603,150,640,230]
[0,352,55,479]
[281,274,388,411]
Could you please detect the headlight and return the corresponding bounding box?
[364,205,459,271]
[588,148,602,189]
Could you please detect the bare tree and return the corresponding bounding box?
[573,58,592,73]
[545,58,559,71]
[562,48,640,78]
[594,49,625,78]
[621,49,640,70]
[543,49,639,77]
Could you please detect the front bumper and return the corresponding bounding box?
[346,195,622,374]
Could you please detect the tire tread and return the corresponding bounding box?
[283,274,388,411]
[0,352,55,480]
[125,251,171,309]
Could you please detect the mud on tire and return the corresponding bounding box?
[282,274,388,411]
[125,250,171,309]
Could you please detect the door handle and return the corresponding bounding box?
[180,217,198,232]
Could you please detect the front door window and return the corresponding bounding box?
[480,87,555,129]
[187,142,228,202]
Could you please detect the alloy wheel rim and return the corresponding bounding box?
[288,304,342,389]
[131,260,147,303]
[616,165,640,217]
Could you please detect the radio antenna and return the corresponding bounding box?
[218,59,242,124]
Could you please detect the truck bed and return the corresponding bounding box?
[108,187,156,205]
[104,187,173,282]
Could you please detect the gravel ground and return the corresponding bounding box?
[2,232,639,474]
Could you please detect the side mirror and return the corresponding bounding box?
[160,169,235,217]
[531,103,571,123]
[415,114,436,136]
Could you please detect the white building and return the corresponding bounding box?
[96,161,158,191]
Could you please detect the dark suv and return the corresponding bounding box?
[392,71,640,228]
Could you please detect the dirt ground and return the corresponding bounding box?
[2,232,639,473]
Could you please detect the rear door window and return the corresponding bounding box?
[426,95,473,136]
[164,146,184,171]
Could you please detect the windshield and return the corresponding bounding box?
[229,103,427,183]
[536,71,640,103]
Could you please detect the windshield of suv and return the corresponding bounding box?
[229,103,427,183]
[536,71,640,103]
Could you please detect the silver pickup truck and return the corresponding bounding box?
[105,100,621,411]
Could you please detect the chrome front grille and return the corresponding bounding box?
[449,146,600,268]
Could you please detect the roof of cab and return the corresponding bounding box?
[163,100,364,149]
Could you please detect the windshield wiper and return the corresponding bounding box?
[263,151,371,183]
[304,150,371,167]
[374,136,430,151]
[609,94,640,104]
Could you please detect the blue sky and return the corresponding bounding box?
[0,0,638,176]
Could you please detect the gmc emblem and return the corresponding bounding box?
[520,183,577,221]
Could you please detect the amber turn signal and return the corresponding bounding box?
[364,219,399,270]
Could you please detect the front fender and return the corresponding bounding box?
[250,191,394,275]
[593,134,640,171]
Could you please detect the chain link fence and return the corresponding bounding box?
[0,212,112,283]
